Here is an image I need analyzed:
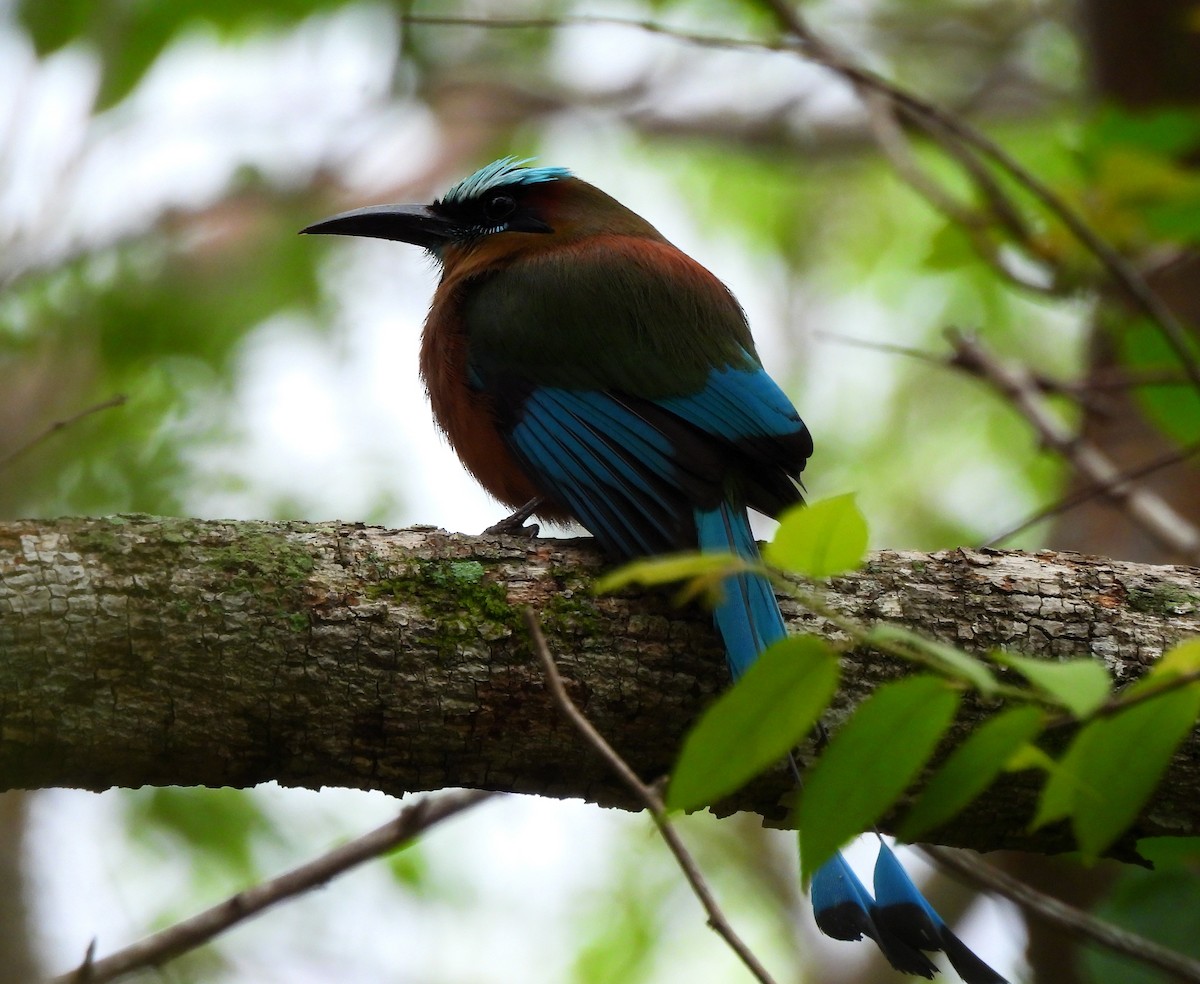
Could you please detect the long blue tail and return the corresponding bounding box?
[696,498,787,679]
[695,501,1006,984]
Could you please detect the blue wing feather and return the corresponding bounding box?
[659,359,806,445]
[509,388,682,555]
[500,363,810,552]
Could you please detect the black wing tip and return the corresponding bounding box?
[814,902,939,979]
[813,901,873,943]
[815,901,1007,982]
[938,926,1010,984]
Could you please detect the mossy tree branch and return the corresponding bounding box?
[1,516,1198,854]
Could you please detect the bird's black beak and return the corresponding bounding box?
[300,203,455,250]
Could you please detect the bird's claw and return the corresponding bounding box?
[483,497,544,538]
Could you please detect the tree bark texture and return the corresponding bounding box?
[1,516,1198,855]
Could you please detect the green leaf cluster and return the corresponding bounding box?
[1033,640,1200,861]
[603,496,1200,873]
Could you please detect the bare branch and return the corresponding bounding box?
[982,438,1200,548]
[815,331,1200,547]
[859,91,1061,298]
[524,609,780,984]
[48,788,494,984]
[924,846,1200,984]
[947,329,1200,562]
[0,395,127,472]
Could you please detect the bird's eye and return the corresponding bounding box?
[484,193,517,223]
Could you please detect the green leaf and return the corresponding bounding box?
[1005,742,1057,774]
[899,706,1044,840]
[386,842,430,889]
[1084,863,1200,984]
[125,787,276,885]
[18,0,92,53]
[666,636,839,812]
[1034,684,1200,859]
[1032,744,1081,830]
[869,625,1000,694]
[994,653,1112,718]
[924,222,976,271]
[765,493,868,579]
[593,551,748,595]
[95,7,177,110]
[799,675,960,883]
[1087,105,1200,159]
[1072,686,1200,860]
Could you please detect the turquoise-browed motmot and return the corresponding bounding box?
[303,158,1005,983]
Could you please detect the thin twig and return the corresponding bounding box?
[817,330,1110,410]
[0,394,127,471]
[859,91,1060,298]
[49,789,495,984]
[947,329,1200,562]
[815,331,1200,546]
[1082,367,1200,391]
[523,609,779,984]
[401,12,769,51]
[982,438,1200,548]
[923,846,1200,984]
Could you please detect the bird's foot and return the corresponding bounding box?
[484,497,544,538]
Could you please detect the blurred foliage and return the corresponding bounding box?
[571,848,665,984]
[124,786,279,892]
[1118,317,1200,445]
[5,0,1200,981]
[1,184,324,517]
[1084,839,1200,984]
[17,0,363,108]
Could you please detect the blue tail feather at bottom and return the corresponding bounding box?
[873,843,1009,984]
[695,500,1006,983]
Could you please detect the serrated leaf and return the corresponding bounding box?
[1071,686,1200,860]
[799,675,960,883]
[994,653,1112,718]
[899,705,1043,840]
[869,624,999,694]
[594,552,747,595]
[667,636,839,812]
[765,493,868,579]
